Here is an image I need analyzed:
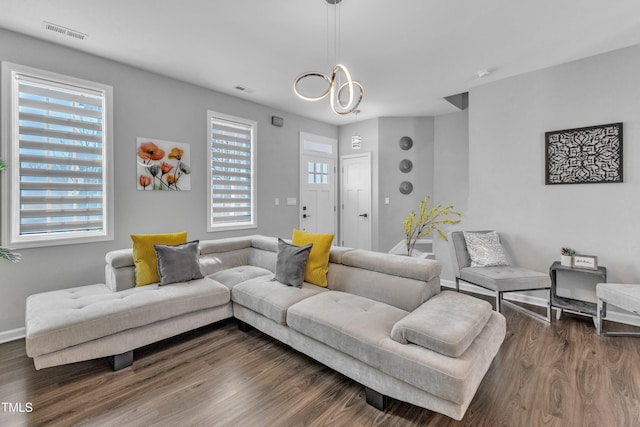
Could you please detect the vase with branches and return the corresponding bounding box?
[0,157,21,262]
[403,196,461,256]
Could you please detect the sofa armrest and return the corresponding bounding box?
[105,248,134,268]
[390,291,492,357]
[105,249,135,292]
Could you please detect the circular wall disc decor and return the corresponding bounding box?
[399,159,413,173]
[399,136,413,150]
[399,181,413,194]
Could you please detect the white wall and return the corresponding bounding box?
[466,43,640,284]
[0,29,337,334]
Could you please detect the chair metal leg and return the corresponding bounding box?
[597,298,605,335]
[500,289,552,323]
[546,288,552,322]
[597,299,640,337]
[456,279,552,322]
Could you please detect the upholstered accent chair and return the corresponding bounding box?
[448,231,552,322]
[596,283,640,336]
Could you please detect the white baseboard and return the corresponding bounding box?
[0,327,25,344]
[440,279,640,328]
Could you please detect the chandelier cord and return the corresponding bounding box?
[293,0,364,115]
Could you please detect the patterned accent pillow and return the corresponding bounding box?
[463,231,509,267]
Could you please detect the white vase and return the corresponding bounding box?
[561,255,573,267]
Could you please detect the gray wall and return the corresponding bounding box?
[465,43,640,284]
[378,117,434,253]
[0,29,337,334]
[433,110,469,281]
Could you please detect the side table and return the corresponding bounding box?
[549,261,607,322]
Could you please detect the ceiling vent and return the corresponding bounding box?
[234,85,255,94]
[43,21,87,41]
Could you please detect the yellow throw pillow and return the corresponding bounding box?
[131,232,188,286]
[291,229,334,287]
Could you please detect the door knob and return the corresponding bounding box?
[359,213,368,218]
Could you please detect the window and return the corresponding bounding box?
[1,62,113,248]
[207,110,257,231]
[308,161,329,185]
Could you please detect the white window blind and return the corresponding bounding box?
[1,63,113,247]
[207,111,257,231]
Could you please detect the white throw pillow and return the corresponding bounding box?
[463,231,509,267]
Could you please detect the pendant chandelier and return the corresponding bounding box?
[293,0,364,115]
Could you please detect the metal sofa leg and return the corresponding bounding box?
[109,350,133,371]
[365,387,392,411]
[495,292,502,313]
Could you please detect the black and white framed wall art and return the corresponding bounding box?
[545,122,623,185]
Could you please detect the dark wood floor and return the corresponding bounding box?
[1,295,639,427]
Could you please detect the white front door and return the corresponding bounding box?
[300,156,336,234]
[299,133,337,236]
[340,153,371,250]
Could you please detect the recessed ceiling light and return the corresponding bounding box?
[477,69,491,78]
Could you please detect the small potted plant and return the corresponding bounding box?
[561,247,575,267]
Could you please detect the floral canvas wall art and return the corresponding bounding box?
[137,137,191,191]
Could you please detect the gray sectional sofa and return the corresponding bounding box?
[25,235,506,420]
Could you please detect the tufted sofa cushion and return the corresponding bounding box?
[390,291,493,357]
[231,275,326,324]
[26,278,230,357]
[208,265,273,289]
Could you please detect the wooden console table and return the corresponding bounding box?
[549,261,607,321]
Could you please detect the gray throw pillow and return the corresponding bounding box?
[154,240,204,285]
[463,231,509,267]
[275,238,313,287]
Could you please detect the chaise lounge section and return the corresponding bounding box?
[25,235,506,420]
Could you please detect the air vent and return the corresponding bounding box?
[43,21,87,41]
[234,85,255,94]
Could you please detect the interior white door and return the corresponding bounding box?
[300,155,336,234]
[341,153,371,250]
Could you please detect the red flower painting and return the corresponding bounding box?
[137,138,191,191]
